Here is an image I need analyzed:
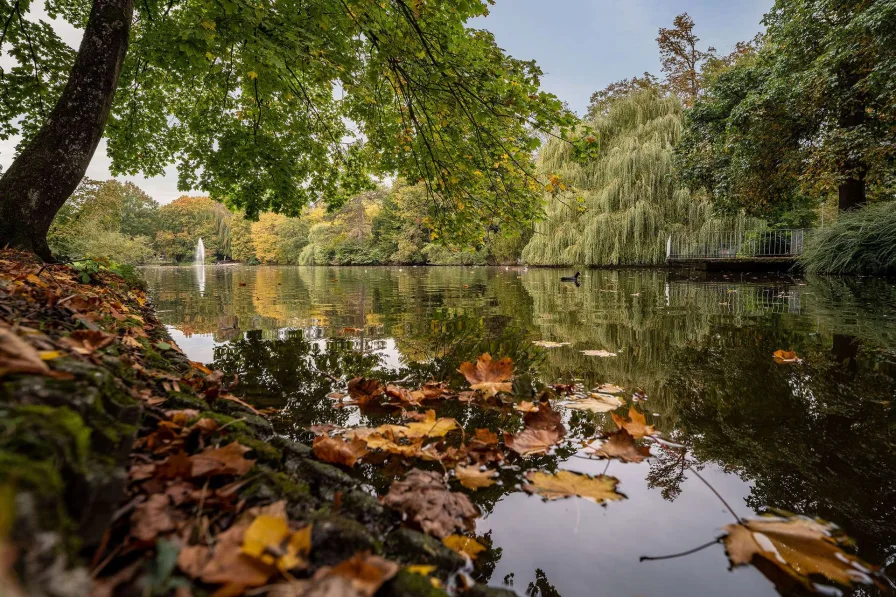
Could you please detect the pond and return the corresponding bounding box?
[143,265,896,597]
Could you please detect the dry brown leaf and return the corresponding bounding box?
[563,393,623,413]
[458,353,513,397]
[382,469,478,538]
[190,442,255,477]
[442,535,487,560]
[589,429,651,463]
[347,378,384,404]
[523,402,566,436]
[403,410,459,439]
[384,384,424,406]
[595,383,625,394]
[421,381,449,400]
[773,350,802,364]
[724,515,882,592]
[611,407,656,438]
[313,436,368,467]
[523,470,625,504]
[305,553,399,597]
[130,494,174,542]
[473,428,498,446]
[198,518,276,593]
[0,327,50,378]
[62,329,116,354]
[581,349,617,357]
[454,465,497,490]
[514,400,539,413]
[503,428,561,457]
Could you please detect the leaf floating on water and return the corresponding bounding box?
[611,407,656,438]
[382,469,478,538]
[442,535,487,560]
[524,401,566,435]
[723,514,884,593]
[403,409,459,438]
[458,353,514,397]
[532,340,569,348]
[454,465,497,490]
[514,400,539,413]
[523,470,625,504]
[312,552,400,597]
[563,393,624,413]
[773,350,802,364]
[581,349,617,358]
[503,428,561,457]
[595,383,625,394]
[313,435,368,467]
[588,429,651,463]
[347,377,384,404]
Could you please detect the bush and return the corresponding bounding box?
[801,202,896,275]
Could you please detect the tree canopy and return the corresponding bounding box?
[0,0,576,255]
[676,0,896,217]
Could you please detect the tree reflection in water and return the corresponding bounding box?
[143,265,896,594]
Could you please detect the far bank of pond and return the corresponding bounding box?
[143,265,896,597]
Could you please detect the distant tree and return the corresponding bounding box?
[0,0,574,259]
[586,73,663,119]
[155,196,222,261]
[656,13,714,106]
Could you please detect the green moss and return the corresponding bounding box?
[382,569,448,597]
[228,434,281,464]
[243,470,311,503]
[164,392,208,410]
[0,405,91,473]
[197,411,249,433]
[0,452,64,497]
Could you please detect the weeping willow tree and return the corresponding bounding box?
[523,90,748,266]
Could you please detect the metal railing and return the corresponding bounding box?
[666,229,807,261]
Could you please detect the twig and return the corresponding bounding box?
[640,537,722,562]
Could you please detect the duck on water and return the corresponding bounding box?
[561,271,581,286]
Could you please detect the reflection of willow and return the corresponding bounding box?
[663,325,896,573]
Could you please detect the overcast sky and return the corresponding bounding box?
[0,0,771,204]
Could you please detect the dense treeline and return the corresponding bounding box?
[49,179,527,265]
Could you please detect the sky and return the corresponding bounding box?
[0,0,772,205]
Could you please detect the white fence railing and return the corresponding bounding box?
[667,229,807,261]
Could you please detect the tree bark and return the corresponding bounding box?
[838,175,866,212]
[0,0,133,259]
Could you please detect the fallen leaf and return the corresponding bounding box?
[384,384,424,406]
[595,383,625,394]
[523,402,566,435]
[514,400,539,413]
[382,469,478,538]
[611,407,656,438]
[454,465,497,490]
[313,436,368,467]
[0,327,50,377]
[198,518,275,592]
[190,442,255,477]
[581,349,617,357]
[773,350,801,364]
[347,378,384,403]
[588,429,651,463]
[503,428,561,457]
[563,393,624,413]
[38,350,64,361]
[421,381,449,399]
[63,329,115,354]
[242,515,290,564]
[458,353,513,397]
[442,535,487,560]
[724,514,883,592]
[523,470,625,504]
[131,494,175,542]
[307,553,399,597]
[532,340,569,348]
[406,565,437,576]
[403,410,459,439]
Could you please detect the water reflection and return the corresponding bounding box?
[143,266,896,596]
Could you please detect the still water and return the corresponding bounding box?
[143,265,896,597]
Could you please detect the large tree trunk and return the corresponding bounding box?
[0,0,133,260]
[838,175,866,212]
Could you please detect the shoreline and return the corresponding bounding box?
[0,250,511,597]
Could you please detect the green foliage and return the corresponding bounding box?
[801,202,896,276]
[522,90,751,266]
[677,0,896,216]
[48,179,158,263]
[5,0,577,243]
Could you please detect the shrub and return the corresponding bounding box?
[801,202,896,275]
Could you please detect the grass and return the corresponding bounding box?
[801,202,896,275]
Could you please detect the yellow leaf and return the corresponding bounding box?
[242,515,289,565]
[406,565,436,576]
[442,535,486,560]
[38,350,64,361]
[454,465,497,490]
[279,524,311,571]
[523,470,625,504]
[248,71,258,79]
